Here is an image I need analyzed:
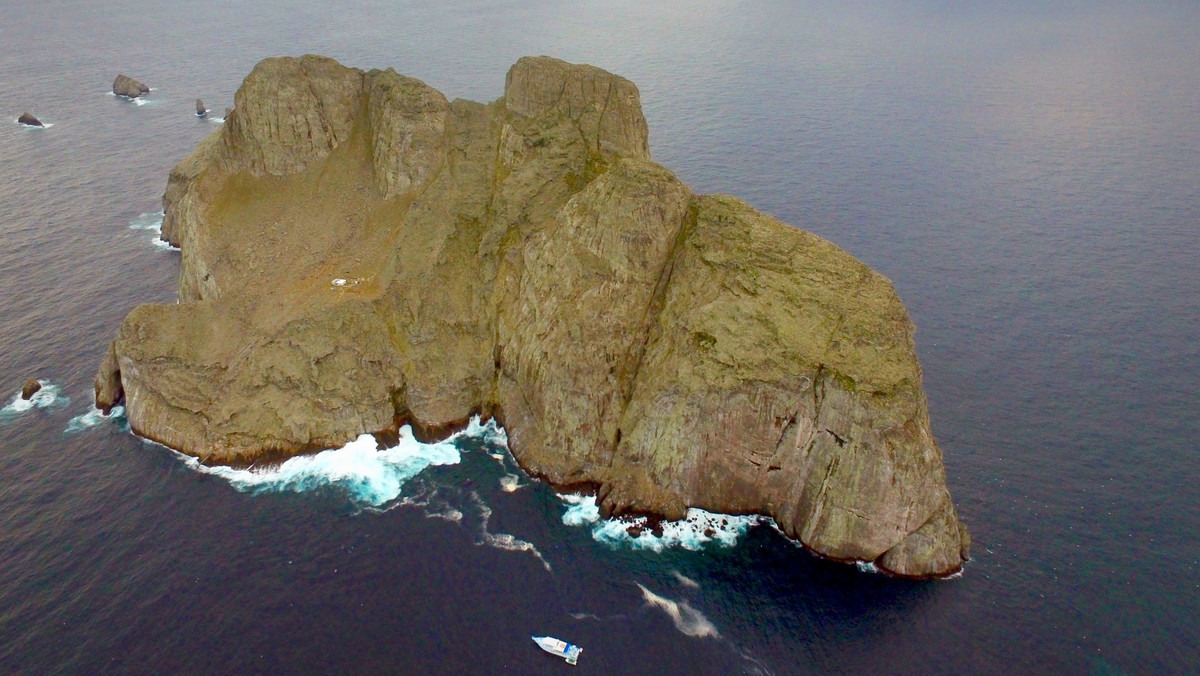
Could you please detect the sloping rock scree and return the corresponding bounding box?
[96,54,969,577]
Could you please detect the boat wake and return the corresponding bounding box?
[559,494,761,551]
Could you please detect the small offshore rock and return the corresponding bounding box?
[196,99,206,117]
[17,112,43,127]
[113,74,150,98]
[625,525,645,538]
[21,378,42,400]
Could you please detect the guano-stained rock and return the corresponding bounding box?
[97,54,970,577]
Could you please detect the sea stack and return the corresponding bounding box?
[113,74,150,98]
[96,54,970,577]
[21,378,42,400]
[196,99,207,117]
[17,112,43,127]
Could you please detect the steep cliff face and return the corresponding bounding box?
[97,54,969,577]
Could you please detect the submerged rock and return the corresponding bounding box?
[113,74,149,98]
[196,99,207,117]
[21,378,41,400]
[17,112,43,127]
[97,54,970,577]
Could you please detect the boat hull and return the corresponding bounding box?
[532,635,582,665]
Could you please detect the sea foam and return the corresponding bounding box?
[128,211,178,250]
[64,405,127,434]
[470,490,551,571]
[559,494,760,551]
[637,583,719,638]
[186,418,502,507]
[1,381,69,420]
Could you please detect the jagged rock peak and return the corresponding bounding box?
[504,56,650,159]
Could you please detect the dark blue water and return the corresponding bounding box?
[2,1,1198,673]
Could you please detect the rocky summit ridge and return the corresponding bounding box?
[95,54,969,577]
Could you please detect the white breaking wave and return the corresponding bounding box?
[131,212,173,249]
[480,421,508,448]
[1,381,69,419]
[855,561,880,574]
[64,405,127,434]
[637,583,719,639]
[178,416,503,508]
[469,491,551,572]
[184,420,500,506]
[559,494,760,551]
[128,211,178,249]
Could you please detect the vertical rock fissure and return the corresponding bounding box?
[611,201,697,457]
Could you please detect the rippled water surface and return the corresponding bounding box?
[2,1,1198,673]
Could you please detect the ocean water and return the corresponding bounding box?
[2,1,1198,673]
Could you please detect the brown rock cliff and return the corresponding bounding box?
[97,54,969,577]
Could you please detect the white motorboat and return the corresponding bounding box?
[532,635,582,665]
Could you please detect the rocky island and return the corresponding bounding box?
[113,74,149,99]
[96,55,969,577]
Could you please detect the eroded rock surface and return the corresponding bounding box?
[18,112,43,127]
[113,75,149,98]
[97,54,969,576]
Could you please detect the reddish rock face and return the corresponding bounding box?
[96,55,969,577]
